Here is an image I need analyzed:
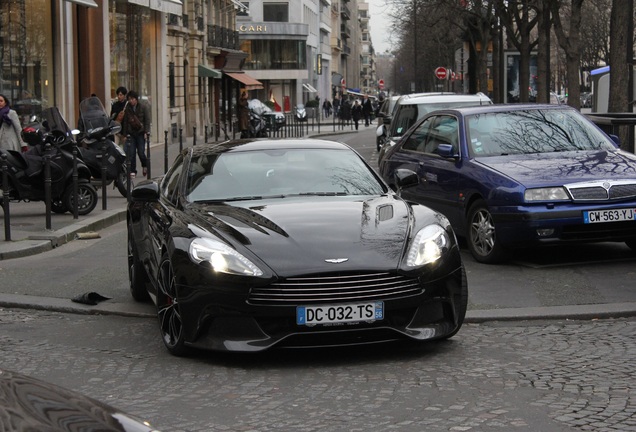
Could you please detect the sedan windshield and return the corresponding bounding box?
[467,109,617,156]
[186,148,385,202]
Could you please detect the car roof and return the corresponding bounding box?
[190,139,350,157]
[443,103,577,116]
[397,92,491,106]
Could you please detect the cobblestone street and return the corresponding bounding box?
[1,309,634,431]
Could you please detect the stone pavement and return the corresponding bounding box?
[2,131,636,323]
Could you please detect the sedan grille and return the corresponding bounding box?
[249,272,422,305]
[566,181,636,201]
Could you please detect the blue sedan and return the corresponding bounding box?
[379,104,636,263]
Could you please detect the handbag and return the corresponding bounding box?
[128,110,143,132]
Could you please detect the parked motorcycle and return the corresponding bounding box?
[294,103,307,122]
[3,107,98,215]
[244,100,268,138]
[76,97,128,197]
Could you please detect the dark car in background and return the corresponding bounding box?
[127,139,467,355]
[379,104,636,264]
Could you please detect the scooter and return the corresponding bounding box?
[248,108,268,138]
[2,107,98,215]
[294,103,307,122]
[76,97,128,197]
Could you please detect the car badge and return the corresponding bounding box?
[603,181,610,190]
[325,258,348,264]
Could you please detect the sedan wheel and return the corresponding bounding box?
[157,254,188,356]
[467,200,505,264]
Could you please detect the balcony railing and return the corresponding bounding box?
[207,25,240,50]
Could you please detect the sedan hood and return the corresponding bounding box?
[475,149,636,186]
[188,196,411,275]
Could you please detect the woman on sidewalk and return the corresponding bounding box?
[0,94,26,152]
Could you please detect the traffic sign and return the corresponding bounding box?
[378,79,385,89]
[435,67,448,80]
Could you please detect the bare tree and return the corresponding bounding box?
[550,0,584,109]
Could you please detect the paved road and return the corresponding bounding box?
[1,308,634,431]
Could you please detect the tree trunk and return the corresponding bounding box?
[535,0,551,104]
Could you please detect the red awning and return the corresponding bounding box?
[225,72,264,90]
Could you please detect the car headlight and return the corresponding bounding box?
[189,237,264,276]
[405,224,450,267]
[524,187,569,202]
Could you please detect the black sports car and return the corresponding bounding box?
[127,138,467,355]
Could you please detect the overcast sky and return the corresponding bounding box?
[368,0,394,54]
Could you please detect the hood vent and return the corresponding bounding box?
[377,204,394,222]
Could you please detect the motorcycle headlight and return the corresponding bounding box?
[189,237,263,276]
[405,224,450,267]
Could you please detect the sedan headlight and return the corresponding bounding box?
[189,237,264,276]
[524,187,569,202]
[405,224,449,267]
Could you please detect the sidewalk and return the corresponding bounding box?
[3,131,636,323]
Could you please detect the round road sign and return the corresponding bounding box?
[378,79,385,89]
[435,67,448,80]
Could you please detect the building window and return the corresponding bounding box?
[237,2,249,16]
[263,3,288,22]
[240,39,306,70]
[169,62,175,107]
[0,0,54,124]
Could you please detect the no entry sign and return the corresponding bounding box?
[435,67,448,80]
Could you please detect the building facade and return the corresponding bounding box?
[0,0,374,143]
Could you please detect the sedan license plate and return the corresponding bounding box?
[296,302,384,326]
[583,208,636,224]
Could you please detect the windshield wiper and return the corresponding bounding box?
[196,194,286,202]
[296,192,348,196]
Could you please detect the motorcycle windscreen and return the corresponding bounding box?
[41,107,72,136]
[79,97,111,131]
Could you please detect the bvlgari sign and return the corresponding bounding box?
[239,25,268,32]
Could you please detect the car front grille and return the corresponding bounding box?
[567,181,636,201]
[248,272,422,305]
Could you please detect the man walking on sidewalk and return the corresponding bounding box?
[362,94,373,127]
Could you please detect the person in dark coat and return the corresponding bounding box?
[362,94,373,126]
[121,90,150,178]
[351,99,363,130]
[238,91,250,137]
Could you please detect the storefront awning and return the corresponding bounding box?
[303,83,318,93]
[128,0,183,14]
[225,72,264,90]
[66,0,98,7]
[198,65,222,79]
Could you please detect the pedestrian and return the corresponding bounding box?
[322,99,332,119]
[351,99,363,130]
[110,86,128,146]
[238,91,250,138]
[121,90,150,178]
[362,94,373,127]
[332,96,340,118]
[0,94,26,152]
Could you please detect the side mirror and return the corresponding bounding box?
[131,180,160,202]
[609,134,620,147]
[394,168,419,191]
[437,144,458,158]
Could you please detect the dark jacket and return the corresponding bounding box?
[351,103,362,121]
[110,100,126,121]
[122,100,151,136]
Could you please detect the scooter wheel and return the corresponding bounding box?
[115,169,128,198]
[63,181,98,216]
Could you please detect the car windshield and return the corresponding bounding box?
[466,109,617,157]
[392,100,488,137]
[186,148,385,202]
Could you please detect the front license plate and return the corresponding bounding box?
[296,302,384,326]
[583,208,636,224]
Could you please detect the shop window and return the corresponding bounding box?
[263,3,288,22]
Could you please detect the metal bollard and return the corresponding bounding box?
[179,128,183,152]
[1,153,11,241]
[100,141,108,210]
[72,143,79,219]
[164,130,169,173]
[125,134,132,202]
[145,132,151,179]
[204,125,208,143]
[193,126,197,147]
[44,143,52,229]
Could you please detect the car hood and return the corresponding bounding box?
[188,196,411,275]
[474,149,636,186]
